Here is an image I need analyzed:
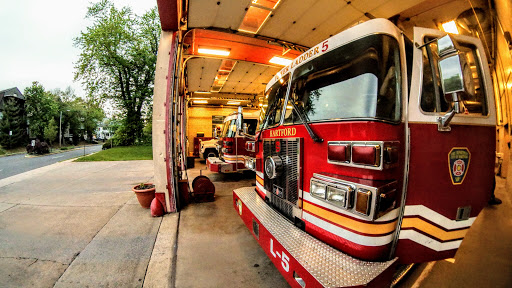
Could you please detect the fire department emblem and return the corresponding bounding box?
[448,148,471,185]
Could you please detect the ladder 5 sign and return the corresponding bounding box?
[449,148,471,185]
[270,238,290,272]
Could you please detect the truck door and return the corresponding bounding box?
[396,28,496,263]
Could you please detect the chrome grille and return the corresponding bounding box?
[263,138,300,220]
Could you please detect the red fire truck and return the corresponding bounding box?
[207,110,259,173]
[234,18,496,287]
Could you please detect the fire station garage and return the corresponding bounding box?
[151,0,512,287]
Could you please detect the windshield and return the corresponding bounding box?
[221,118,238,138]
[284,34,401,124]
[260,74,290,130]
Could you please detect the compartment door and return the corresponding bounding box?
[397,27,496,263]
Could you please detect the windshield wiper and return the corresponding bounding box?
[289,100,323,143]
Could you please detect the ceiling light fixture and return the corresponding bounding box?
[269,56,292,66]
[227,101,241,105]
[194,91,211,94]
[441,21,459,34]
[193,100,208,104]
[198,47,231,56]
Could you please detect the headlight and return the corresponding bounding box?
[244,157,256,171]
[327,186,347,207]
[310,179,326,199]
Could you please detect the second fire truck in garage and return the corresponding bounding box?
[235,18,496,287]
[207,110,259,173]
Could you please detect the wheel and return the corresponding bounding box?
[204,149,218,159]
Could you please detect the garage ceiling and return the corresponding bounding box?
[157,0,489,106]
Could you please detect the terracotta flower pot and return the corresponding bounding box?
[133,183,156,209]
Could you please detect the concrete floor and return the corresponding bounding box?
[182,159,512,288]
[0,160,161,288]
[176,161,288,287]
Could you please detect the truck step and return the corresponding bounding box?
[234,187,397,288]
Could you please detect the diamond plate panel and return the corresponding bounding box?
[234,187,396,287]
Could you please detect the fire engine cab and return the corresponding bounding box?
[234,18,495,287]
[207,110,259,173]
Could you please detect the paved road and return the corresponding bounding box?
[0,145,102,180]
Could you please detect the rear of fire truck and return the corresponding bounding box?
[207,111,258,173]
[234,18,496,287]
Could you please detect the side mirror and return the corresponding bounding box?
[242,123,248,134]
[213,130,218,138]
[436,35,469,131]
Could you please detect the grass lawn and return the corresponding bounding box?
[74,145,153,162]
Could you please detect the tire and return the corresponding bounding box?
[204,149,218,159]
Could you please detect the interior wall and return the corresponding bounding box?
[494,0,512,177]
[186,106,259,155]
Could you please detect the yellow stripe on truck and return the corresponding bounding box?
[303,202,397,235]
[401,217,468,242]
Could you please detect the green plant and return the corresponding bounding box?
[136,183,154,190]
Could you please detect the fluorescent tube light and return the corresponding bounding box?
[198,47,230,56]
[269,56,292,66]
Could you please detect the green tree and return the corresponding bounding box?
[43,118,58,146]
[52,88,105,145]
[0,97,27,148]
[74,0,160,145]
[24,82,58,140]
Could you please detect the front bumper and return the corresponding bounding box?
[233,187,397,288]
[207,157,237,173]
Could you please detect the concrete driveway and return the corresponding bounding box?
[0,160,171,288]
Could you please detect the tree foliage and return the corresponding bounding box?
[43,118,58,146]
[74,0,160,145]
[0,97,27,148]
[24,82,58,140]
[53,87,105,145]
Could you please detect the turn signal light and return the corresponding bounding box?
[355,188,372,216]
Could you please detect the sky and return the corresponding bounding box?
[0,0,157,99]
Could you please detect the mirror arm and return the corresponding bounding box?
[437,93,463,132]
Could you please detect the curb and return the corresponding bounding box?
[24,144,102,158]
